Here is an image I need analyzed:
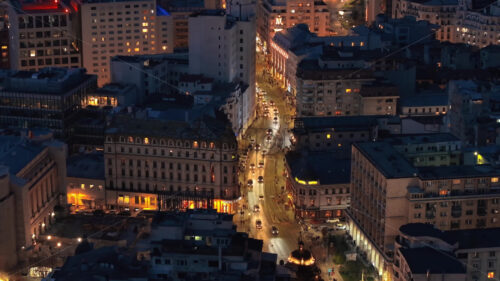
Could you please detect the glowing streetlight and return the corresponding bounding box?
[56,242,62,247]
[47,235,52,240]
[77,237,82,243]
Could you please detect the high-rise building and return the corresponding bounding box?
[80,0,174,86]
[0,134,66,271]
[6,0,82,71]
[188,8,256,134]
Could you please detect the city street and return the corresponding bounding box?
[233,51,344,281]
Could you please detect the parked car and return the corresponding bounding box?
[259,195,264,200]
[258,162,264,168]
[258,176,264,183]
[247,179,253,187]
[273,117,278,123]
[266,129,273,135]
[255,144,261,151]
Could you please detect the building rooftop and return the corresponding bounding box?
[399,247,465,274]
[407,0,458,5]
[52,246,148,281]
[359,83,399,97]
[106,111,236,144]
[293,115,378,133]
[1,68,96,95]
[0,135,45,176]
[286,151,350,185]
[399,223,447,239]
[400,223,500,249]
[111,53,180,68]
[67,152,105,180]
[445,228,500,250]
[383,133,460,146]
[417,164,500,180]
[354,142,417,178]
[297,59,373,80]
[400,93,448,107]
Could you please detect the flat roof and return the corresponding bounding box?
[294,116,378,133]
[400,93,448,107]
[400,247,465,274]
[286,151,350,185]
[354,142,417,179]
[0,136,45,175]
[417,165,500,180]
[383,133,460,146]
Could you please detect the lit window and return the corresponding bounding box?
[326,133,331,139]
[488,272,495,279]
[134,47,140,52]
[351,42,355,46]
[126,42,130,46]
[142,28,148,33]
[81,184,85,190]
[291,9,295,13]
[439,189,449,196]
[162,46,167,50]
[209,142,215,149]
[30,50,36,57]
[193,141,199,148]
[142,22,148,26]
[338,143,342,147]
[492,178,499,183]
[128,136,133,143]
[144,137,149,144]
[452,179,461,184]
[360,41,364,46]
[345,88,352,93]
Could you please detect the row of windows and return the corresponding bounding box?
[298,187,349,195]
[109,137,236,150]
[108,146,235,161]
[113,159,236,173]
[20,57,79,67]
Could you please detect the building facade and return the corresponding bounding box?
[0,135,66,271]
[257,0,331,48]
[7,0,82,71]
[81,0,174,86]
[348,134,500,278]
[0,68,97,142]
[285,151,350,220]
[104,114,240,213]
[188,9,256,135]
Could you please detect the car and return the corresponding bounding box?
[250,138,256,143]
[273,117,278,123]
[254,204,260,212]
[270,100,275,106]
[250,163,255,170]
[261,150,267,156]
[259,195,264,200]
[92,209,105,216]
[274,108,278,113]
[255,144,261,151]
[271,226,279,235]
[247,179,253,187]
[258,162,264,168]
[248,144,253,150]
[266,129,273,135]
[258,176,264,183]
[335,223,346,230]
[266,135,272,142]
[256,219,263,229]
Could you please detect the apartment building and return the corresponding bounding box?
[188,9,256,134]
[257,0,331,49]
[292,115,379,158]
[7,0,81,71]
[0,134,66,271]
[104,113,240,213]
[395,223,500,281]
[81,0,174,86]
[393,0,500,48]
[348,134,500,278]
[295,59,378,117]
[285,151,350,219]
[0,67,97,142]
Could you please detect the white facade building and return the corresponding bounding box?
[188,8,256,135]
